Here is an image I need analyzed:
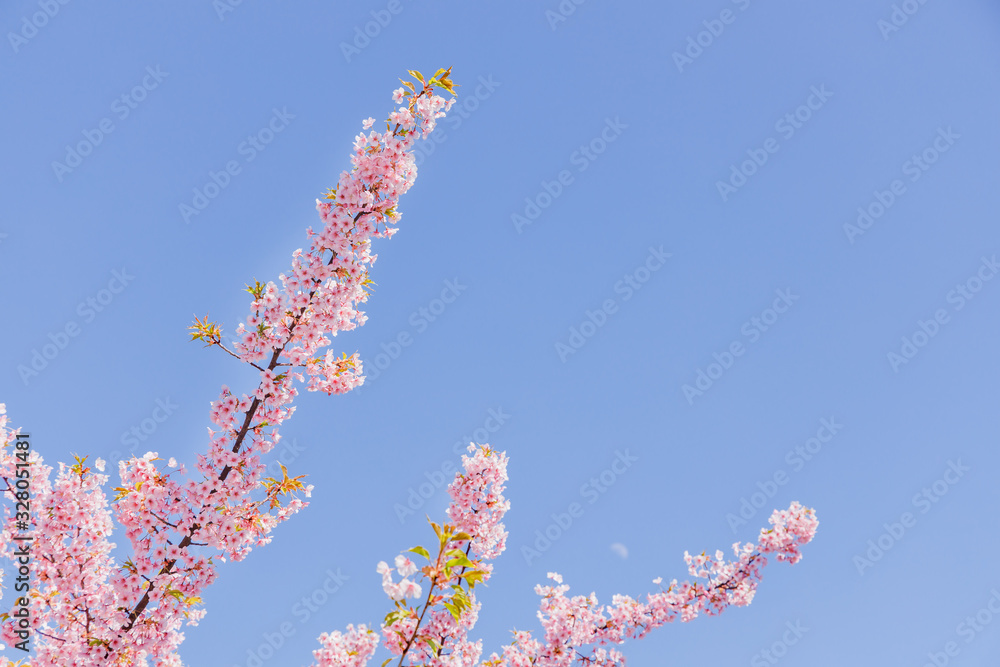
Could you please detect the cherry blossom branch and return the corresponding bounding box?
[111,70,459,654]
[313,443,507,667]
[0,67,458,667]
[311,446,817,667]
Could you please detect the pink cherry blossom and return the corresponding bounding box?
[395,554,418,577]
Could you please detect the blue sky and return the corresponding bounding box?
[3,1,1000,665]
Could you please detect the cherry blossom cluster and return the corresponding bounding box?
[0,68,456,666]
[0,411,123,665]
[314,444,509,667]
[486,502,818,667]
[312,447,816,667]
[378,555,423,601]
[313,625,380,667]
[445,444,511,562]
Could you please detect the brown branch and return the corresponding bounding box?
[396,543,446,667]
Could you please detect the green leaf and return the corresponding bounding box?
[381,660,393,667]
[462,570,486,587]
[245,279,266,298]
[408,545,431,560]
[446,554,475,569]
[408,69,425,84]
[443,601,461,622]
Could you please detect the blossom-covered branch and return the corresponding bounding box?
[312,444,509,667]
[313,446,817,667]
[0,67,457,667]
[488,502,817,667]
